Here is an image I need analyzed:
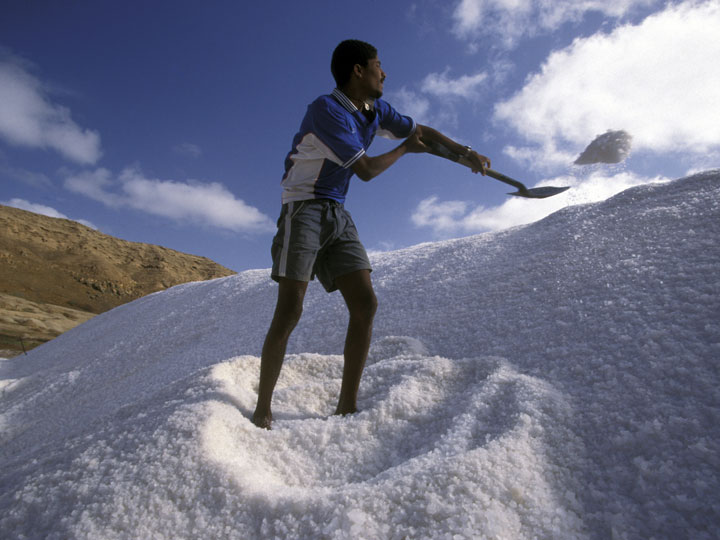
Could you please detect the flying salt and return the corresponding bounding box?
[574,130,632,165]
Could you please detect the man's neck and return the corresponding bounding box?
[338,85,369,110]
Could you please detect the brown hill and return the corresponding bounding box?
[0,205,236,355]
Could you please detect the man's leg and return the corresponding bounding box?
[252,277,308,429]
[334,269,378,416]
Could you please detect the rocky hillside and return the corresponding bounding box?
[0,205,236,355]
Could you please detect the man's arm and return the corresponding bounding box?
[351,130,428,181]
[352,124,491,181]
[415,124,491,174]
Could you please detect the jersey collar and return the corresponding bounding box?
[332,88,376,114]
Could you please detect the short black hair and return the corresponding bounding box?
[331,39,378,87]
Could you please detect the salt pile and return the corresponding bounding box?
[574,130,633,165]
[1,171,719,539]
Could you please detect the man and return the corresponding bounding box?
[252,39,490,429]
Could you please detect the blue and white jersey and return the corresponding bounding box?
[280,88,416,204]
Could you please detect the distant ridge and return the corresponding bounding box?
[0,205,236,354]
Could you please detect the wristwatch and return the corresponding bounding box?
[461,145,472,157]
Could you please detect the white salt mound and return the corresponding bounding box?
[1,171,719,539]
[575,129,633,165]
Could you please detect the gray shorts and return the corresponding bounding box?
[271,199,372,292]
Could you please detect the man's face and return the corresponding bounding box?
[360,57,386,99]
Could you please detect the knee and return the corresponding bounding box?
[350,290,378,323]
[368,291,378,317]
[271,301,303,336]
[283,301,304,329]
[286,302,304,327]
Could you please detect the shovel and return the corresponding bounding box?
[424,140,570,199]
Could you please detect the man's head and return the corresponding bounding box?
[331,40,382,95]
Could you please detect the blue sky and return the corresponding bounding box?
[1,1,718,272]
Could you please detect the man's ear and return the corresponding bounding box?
[352,63,364,80]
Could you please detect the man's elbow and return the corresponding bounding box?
[352,160,375,181]
[355,170,374,182]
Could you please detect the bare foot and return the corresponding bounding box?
[252,410,272,430]
[334,404,359,416]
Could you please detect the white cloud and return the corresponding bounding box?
[64,168,121,207]
[1,197,97,229]
[452,0,657,48]
[421,70,488,99]
[389,69,488,132]
[494,1,720,169]
[388,87,432,125]
[412,171,668,235]
[2,197,69,219]
[411,196,469,234]
[502,142,576,172]
[64,167,275,233]
[0,53,102,164]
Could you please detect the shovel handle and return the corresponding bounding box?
[463,160,528,193]
[422,139,530,193]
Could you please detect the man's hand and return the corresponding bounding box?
[464,150,491,175]
[415,124,490,175]
[352,131,427,181]
[401,130,430,154]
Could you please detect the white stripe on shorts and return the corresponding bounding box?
[278,201,293,277]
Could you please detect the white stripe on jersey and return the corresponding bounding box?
[278,201,294,277]
[282,133,366,204]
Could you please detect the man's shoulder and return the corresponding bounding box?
[374,98,399,116]
[302,93,353,127]
[308,93,345,113]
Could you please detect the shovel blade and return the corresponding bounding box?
[508,186,570,199]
